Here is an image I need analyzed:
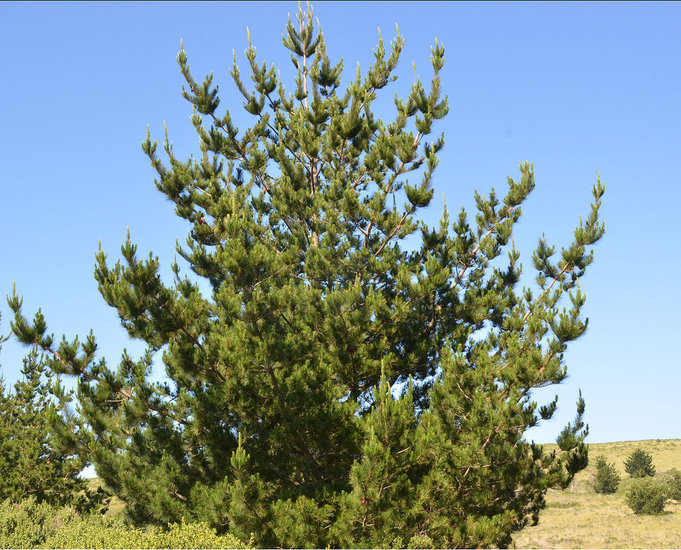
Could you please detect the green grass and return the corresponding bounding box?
[513,439,681,549]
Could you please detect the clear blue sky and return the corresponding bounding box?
[1,1,679,445]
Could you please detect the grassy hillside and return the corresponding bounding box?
[513,439,681,549]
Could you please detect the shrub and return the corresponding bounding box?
[625,479,667,515]
[408,532,435,549]
[593,456,620,494]
[42,514,250,549]
[145,519,250,549]
[0,497,250,549]
[624,448,656,478]
[41,513,145,549]
[0,497,77,549]
[662,469,681,501]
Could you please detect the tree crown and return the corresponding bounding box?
[8,5,604,547]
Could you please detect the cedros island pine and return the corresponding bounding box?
[9,6,604,548]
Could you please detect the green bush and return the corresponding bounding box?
[593,456,620,494]
[0,497,77,549]
[625,479,667,515]
[408,532,435,549]
[624,447,656,478]
[42,514,250,549]
[41,513,146,549]
[0,498,250,549]
[662,469,681,501]
[145,519,250,549]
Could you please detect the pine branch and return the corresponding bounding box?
[521,262,571,325]
[451,205,514,291]
[374,208,414,257]
[48,347,133,401]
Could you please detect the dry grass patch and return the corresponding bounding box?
[87,477,125,517]
[513,439,681,549]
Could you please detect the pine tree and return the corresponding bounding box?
[624,448,656,478]
[593,456,620,494]
[8,5,605,547]
[0,314,106,511]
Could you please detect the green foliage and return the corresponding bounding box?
[624,448,656,478]
[43,515,250,549]
[592,456,620,494]
[408,532,435,549]
[7,4,605,548]
[146,519,250,549]
[42,513,147,550]
[0,497,249,549]
[662,469,681,501]
[625,479,667,515]
[0,497,77,549]
[0,314,107,512]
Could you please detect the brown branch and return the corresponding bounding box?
[450,228,494,290]
[362,221,374,250]
[351,173,366,192]
[389,132,422,189]
[521,262,571,325]
[172,490,187,502]
[461,426,500,482]
[263,116,309,170]
[150,294,205,353]
[250,264,289,290]
[374,209,413,257]
[535,350,557,381]
[455,378,473,403]
[301,14,309,110]
[143,394,189,427]
[202,111,304,243]
[339,138,347,163]
[254,312,324,479]
[450,205,515,291]
[310,158,320,247]
[49,348,133,401]
[492,260,573,381]
[148,294,227,384]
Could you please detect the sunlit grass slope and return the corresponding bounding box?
[513,439,681,549]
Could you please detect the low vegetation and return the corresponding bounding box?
[664,469,681,501]
[626,479,667,515]
[0,497,250,549]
